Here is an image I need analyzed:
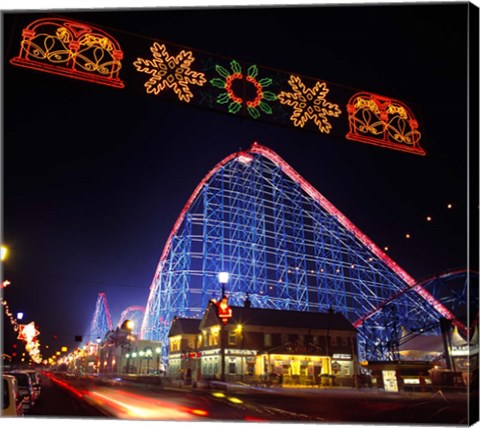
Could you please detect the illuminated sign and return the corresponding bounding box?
[332,353,352,360]
[9,16,426,155]
[451,345,479,356]
[216,296,232,325]
[382,370,399,393]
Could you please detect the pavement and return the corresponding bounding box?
[161,378,469,403]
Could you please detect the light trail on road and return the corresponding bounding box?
[84,388,206,419]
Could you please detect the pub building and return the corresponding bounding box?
[168,296,359,387]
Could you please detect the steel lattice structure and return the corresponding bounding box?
[88,292,113,343]
[355,269,478,359]
[141,143,465,360]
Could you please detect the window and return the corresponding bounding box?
[209,329,219,346]
[264,333,272,347]
[229,362,236,374]
[228,331,237,346]
[341,336,349,346]
[330,336,337,346]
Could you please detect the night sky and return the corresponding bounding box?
[2,2,474,359]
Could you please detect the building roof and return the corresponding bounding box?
[168,317,201,337]
[202,302,356,332]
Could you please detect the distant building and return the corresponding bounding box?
[167,317,202,382]
[98,323,162,375]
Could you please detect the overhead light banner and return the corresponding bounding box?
[9,15,425,156]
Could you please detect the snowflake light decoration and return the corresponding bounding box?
[133,42,206,102]
[278,75,341,133]
[210,60,277,119]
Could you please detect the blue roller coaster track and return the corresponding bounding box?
[139,143,469,361]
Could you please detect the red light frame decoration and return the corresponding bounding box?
[346,92,425,155]
[10,18,125,88]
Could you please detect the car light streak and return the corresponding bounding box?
[84,388,208,420]
[47,374,84,399]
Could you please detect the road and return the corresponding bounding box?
[23,372,470,424]
[25,373,108,418]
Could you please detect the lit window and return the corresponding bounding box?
[228,331,237,346]
[264,333,272,347]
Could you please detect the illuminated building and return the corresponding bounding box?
[167,317,202,381]
[169,301,358,387]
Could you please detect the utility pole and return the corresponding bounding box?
[440,317,455,371]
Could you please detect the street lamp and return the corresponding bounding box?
[139,351,145,374]
[218,272,229,296]
[1,245,8,262]
[145,348,153,374]
[236,324,244,380]
[217,271,230,382]
[126,353,130,373]
[132,352,137,373]
[121,320,134,374]
[155,347,161,374]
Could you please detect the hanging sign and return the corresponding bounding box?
[216,296,232,325]
[9,15,425,156]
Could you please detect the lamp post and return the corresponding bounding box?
[145,348,153,374]
[126,353,130,374]
[155,347,161,374]
[139,351,145,375]
[121,320,134,374]
[131,352,137,373]
[236,324,244,381]
[218,272,229,382]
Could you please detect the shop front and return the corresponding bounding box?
[259,353,332,387]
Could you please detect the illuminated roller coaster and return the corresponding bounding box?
[138,142,468,361]
[88,292,112,343]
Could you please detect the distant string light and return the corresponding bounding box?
[1,298,20,332]
[383,202,455,252]
[1,293,43,364]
